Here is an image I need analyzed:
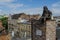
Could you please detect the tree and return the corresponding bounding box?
[0,17,8,31]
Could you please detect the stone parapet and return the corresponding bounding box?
[46,20,56,40]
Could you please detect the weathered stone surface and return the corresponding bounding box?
[32,20,56,40]
[31,21,46,40]
[46,20,56,40]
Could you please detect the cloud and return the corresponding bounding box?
[51,2,60,16]
[0,9,6,15]
[52,2,60,7]
[0,0,14,3]
[0,9,2,13]
[0,0,25,15]
[24,8,43,14]
[0,0,24,9]
[0,0,24,8]
[7,4,24,8]
[11,7,43,15]
[1,3,24,9]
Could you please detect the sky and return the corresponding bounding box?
[0,0,60,16]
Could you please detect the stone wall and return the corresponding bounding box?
[31,21,46,40]
[31,20,56,40]
[46,20,56,40]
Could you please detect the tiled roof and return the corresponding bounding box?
[11,13,40,20]
[11,13,25,19]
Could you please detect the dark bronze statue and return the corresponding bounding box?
[39,6,52,24]
[42,6,52,19]
[31,6,52,25]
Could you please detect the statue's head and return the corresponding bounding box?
[43,6,48,11]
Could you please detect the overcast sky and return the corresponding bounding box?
[0,0,60,16]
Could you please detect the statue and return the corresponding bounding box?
[39,6,52,24]
[42,6,52,20]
